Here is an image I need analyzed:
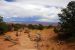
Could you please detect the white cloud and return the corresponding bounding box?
[0,0,75,22]
[14,0,75,7]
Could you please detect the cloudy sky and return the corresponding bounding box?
[0,0,75,22]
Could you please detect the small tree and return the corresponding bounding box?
[54,1,75,42]
[13,24,21,31]
[27,24,35,29]
[37,24,44,30]
[0,16,3,22]
[0,16,9,35]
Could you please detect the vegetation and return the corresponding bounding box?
[54,1,75,42]
[12,24,22,31]
[0,16,9,35]
[0,16,52,35]
[27,24,52,30]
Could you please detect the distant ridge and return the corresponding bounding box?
[5,21,58,26]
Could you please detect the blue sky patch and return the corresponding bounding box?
[5,0,14,2]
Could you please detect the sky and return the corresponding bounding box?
[0,0,75,22]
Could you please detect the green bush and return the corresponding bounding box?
[0,22,9,35]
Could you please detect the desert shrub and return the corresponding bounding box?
[27,24,35,29]
[37,24,44,30]
[46,25,52,29]
[33,25,39,29]
[13,24,22,31]
[54,27,59,33]
[27,24,44,30]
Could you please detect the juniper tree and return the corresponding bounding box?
[54,1,75,42]
[0,16,9,35]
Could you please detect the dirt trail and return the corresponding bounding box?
[0,28,75,50]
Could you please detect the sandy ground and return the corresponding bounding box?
[0,28,75,50]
